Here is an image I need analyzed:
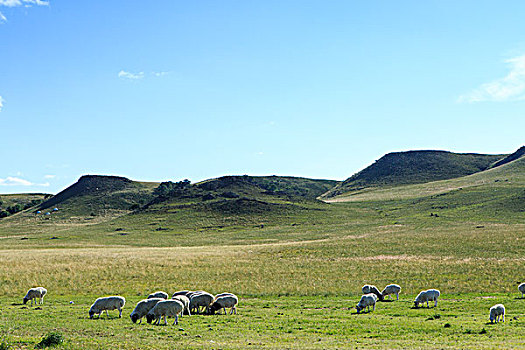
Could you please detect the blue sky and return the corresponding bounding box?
[1,1,524,194]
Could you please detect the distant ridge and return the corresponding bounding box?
[322,150,504,198]
[489,146,525,169]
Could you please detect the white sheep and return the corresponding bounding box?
[489,304,505,323]
[381,284,401,300]
[362,284,384,301]
[210,294,238,315]
[147,291,169,299]
[23,287,47,306]
[172,290,191,298]
[356,293,378,314]
[146,299,184,325]
[214,292,235,299]
[89,296,126,319]
[414,289,440,308]
[172,295,191,316]
[130,298,163,324]
[519,283,525,298]
[189,292,214,314]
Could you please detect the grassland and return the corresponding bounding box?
[0,157,524,349]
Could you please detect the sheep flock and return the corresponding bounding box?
[20,283,524,328]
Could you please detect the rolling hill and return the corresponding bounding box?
[321,150,506,199]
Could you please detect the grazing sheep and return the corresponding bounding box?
[362,285,384,301]
[381,284,401,300]
[210,294,238,315]
[356,293,378,314]
[147,291,169,299]
[189,292,214,314]
[214,292,235,299]
[489,304,505,323]
[519,283,525,298]
[89,296,126,319]
[172,295,191,316]
[23,287,47,306]
[146,299,184,325]
[414,289,440,308]
[130,298,163,324]
[172,290,191,298]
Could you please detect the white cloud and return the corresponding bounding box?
[44,174,56,179]
[459,55,525,103]
[153,71,170,77]
[0,0,48,22]
[0,0,49,7]
[0,176,50,187]
[0,176,33,186]
[118,70,144,80]
[0,96,4,111]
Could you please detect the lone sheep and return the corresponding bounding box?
[356,293,378,314]
[414,289,440,308]
[89,296,126,319]
[210,294,238,315]
[381,284,401,300]
[130,298,163,324]
[489,304,505,323]
[23,287,47,306]
[362,285,384,301]
[147,291,169,299]
[519,283,525,298]
[146,299,184,325]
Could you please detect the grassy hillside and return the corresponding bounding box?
[0,153,523,349]
[325,150,525,206]
[322,150,505,198]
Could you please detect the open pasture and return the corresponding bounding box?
[0,217,524,349]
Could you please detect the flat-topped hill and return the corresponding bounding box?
[321,150,505,198]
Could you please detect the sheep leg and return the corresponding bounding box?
[396,293,399,301]
[164,315,167,326]
[372,304,375,311]
[434,299,438,307]
[173,315,178,325]
[118,307,122,318]
[106,310,109,317]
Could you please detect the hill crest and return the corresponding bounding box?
[321,150,505,198]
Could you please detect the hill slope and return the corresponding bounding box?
[322,150,505,198]
[34,175,158,218]
[324,150,525,210]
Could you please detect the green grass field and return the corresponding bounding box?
[0,156,524,349]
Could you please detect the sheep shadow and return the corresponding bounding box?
[379,299,395,303]
[410,306,437,310]
[514,296,525,300]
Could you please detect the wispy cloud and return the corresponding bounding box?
[0,0,48,22]
[44,174,56,179]
[0,176,50,187]
[459,55,525,103]
[118,70,171,80]
[153,71,171,77]
[0,96,4,111]
[0,0,49,7]
[118,70,145,80]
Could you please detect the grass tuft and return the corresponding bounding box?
[35,332,63,348]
